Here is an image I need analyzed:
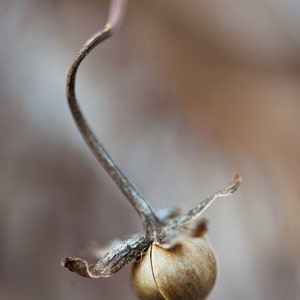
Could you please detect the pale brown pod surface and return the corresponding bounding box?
[131,235,217,300]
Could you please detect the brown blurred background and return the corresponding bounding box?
[1,0,300,299]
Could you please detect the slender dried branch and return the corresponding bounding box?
[66,0,160,231]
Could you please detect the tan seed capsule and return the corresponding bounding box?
[131,234,217,300]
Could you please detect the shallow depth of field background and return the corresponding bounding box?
[1,0,300,299]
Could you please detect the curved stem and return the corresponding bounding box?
[66,0,160,231]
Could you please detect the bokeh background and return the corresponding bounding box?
[1,0,300,299]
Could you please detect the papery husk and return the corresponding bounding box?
[131,235,217,300]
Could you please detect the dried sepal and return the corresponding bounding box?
[165,174,242,232]
[154,174,241,246]
[62,233,151,278]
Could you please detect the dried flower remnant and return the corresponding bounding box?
[61,0,241,299]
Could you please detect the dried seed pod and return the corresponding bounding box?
[131,230,217,300]
[62,1,242,298]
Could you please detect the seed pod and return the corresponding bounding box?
[62,0,241,296]
[131,233,217,300]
